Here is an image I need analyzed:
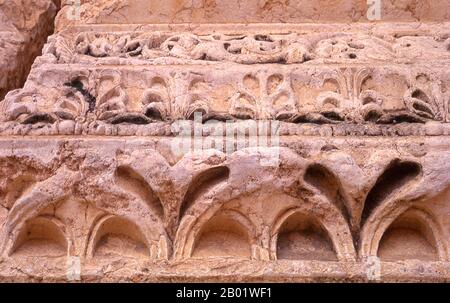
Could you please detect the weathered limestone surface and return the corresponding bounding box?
[56,0,450,29]
[0,0,449,282]
[0,0,58,100]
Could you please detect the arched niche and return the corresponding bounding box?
[115,165,164,219]
[361,160,421,226]
[87,215,149,258]
[180,166,230,219]
[377,209,440,261]
[191,210,253,259]
[304,163,351,227]
[10,216,68,257]
[175,187,356,261]
[273,211,337,261]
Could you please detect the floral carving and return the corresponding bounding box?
[230,73,297,120]
[141,72,212,122]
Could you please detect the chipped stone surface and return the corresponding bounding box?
[0,0,449,282]
[0,0,58,99]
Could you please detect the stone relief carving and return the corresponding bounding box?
[355,68,447,124]
[70,32,311,64]
[2,0,450,284]
[1,66,447,128]
[41,31,450,65]
[0,144,449,268]
[1,147,450,261]
[1,70,128,124]
[141,73,213,122]
[230,73,297,120]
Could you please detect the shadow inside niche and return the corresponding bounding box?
[11,217,67,257]
[115,166,164,219]
[192,213,251,259]
[93,216,149,258]
[181,166,230,218]
[276,212,337,261]
[362,160,421,225]
[378,210,438,261]
[304,163,350,225]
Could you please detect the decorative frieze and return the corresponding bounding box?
[2,64,449,129]
[0,137,449,281]
[0,0,449,283]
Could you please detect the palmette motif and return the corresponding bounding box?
[1,0,450,283]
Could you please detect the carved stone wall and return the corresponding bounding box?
[0,0,449,282]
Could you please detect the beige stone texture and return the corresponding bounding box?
[0,0,58,99]
[56,0,450,30]
[0,0,449,282]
